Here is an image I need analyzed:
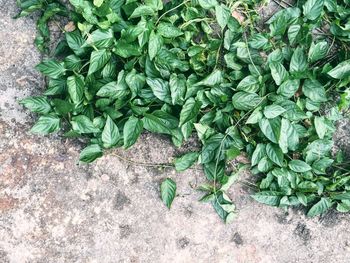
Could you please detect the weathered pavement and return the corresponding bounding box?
[1,1,350,262]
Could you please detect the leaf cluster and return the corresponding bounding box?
[17,0,350,221]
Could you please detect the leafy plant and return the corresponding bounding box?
[160,178,177,209]
[17,0,350,222]
[15,0,68,52]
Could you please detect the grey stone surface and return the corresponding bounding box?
[1,1,350,263]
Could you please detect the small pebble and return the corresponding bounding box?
[101,174,110,181]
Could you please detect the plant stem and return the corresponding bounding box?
[110,152,202,171]
[156,0,190,25]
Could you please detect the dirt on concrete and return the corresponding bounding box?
[1,1,350,263]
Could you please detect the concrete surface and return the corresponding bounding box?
[1,1,350,263]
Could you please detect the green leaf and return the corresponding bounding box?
[19,96,51,114]
[290,47,308,73]
[307,198,332,217]
[268,49,283,64]
[251,191,282,206]
[331,192,350,200]
[71,115,100,134]
[97,71,129,98]
[297,181,318,192]
[148,30,162,61]
[157,22,183,38]
[336,201,350,213]
[266,143,284,167]
[221,167,246,191]
[169,73,186,105]
[263,105,286,119]
[259,173,274,189]
[251,144,266,166]
[199,192,215,202]
[269,12,288,37]
[66,30,86,56]
[236,75,259,93]
[155,48,189,72]
[279,118,299,153]
[123,116,143,149]
[130,5,155,18]
[232,92,262,111]
[327,59,350,79]
[114,40,141,58]
[102,61,117,79]
[137,19,152,48]
[224,211,236,224]
[201,134,224,164]
[79,144,103,163]
[102,116,120,148]
[146,78,171,103]
[269,62,288,86]
[224,31,234,50]
[249,34,269,49]
[314,116,327,139]
[36,60,65,79]
[145,0,163,10]
[226,147,240,160]
[93,0,104,7]
[15,0,43,18]
[174,152,199,171]
[52,99,74,115]
[302,79,327,103]
[215,4,230,30]
[296,192,308,206]
[194,70,223,87]
[257,156,273,172]
[272,168,295,189]
[142,111,178,135]
[44,78,67,96]
[303,0,325,20]
[305,139,333,163]
[312,157,333,175]
[64,55,82,71]
[67,75,84,105]
[160,178,176,209]
[85,29,114,49]
[212,192,236,223]
[308,41,328,63]
[198,0,218,9]
[289,160,312,173]
[30,115,60,135]
[179,98,201,126]
[126,69,146,97]
[246,107,263,124]
[96,81,118,97]
[88,49,111,75]
[259,117,281,144]
[288,25,301,45]
[277,79,300,98]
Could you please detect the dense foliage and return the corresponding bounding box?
[17,0,350,222]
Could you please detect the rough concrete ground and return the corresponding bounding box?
[1,1,350,263]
